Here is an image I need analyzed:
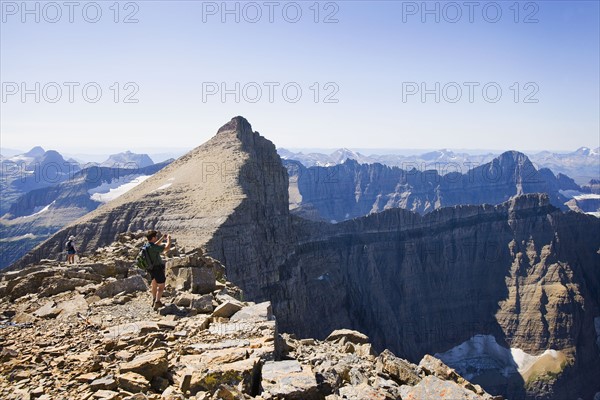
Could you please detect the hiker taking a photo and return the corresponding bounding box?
[66,235,77,264]
[145,230,171,309]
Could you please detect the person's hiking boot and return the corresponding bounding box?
[153,300,164,310]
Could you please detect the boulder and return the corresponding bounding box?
[103,321,159,340]
[82,262,128,278]
[95,275,147,299]
[338,383,391,400]
[90,376,117,391]
[189,357,260,395]
[117,372,150,393]
[166,263,216,295]
[34,301,62,319]
[261,360,320,399]
[39,276,94,297]
[174,292,214,313]
[212,301,244,319]
[419,354,463,382]
[399,375,484,400]
[92,390,120,399]
[376,349,421,386]
[326,329,370,345]
[213,385,246,400]
[119,350,168,380]
[230,301,272,322]
[7,270,55,300]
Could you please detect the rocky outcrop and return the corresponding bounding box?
[0,235,494,400]
[8,117,600,399]
[286,152,577,221]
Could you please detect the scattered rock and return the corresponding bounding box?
[376,349,421,386]
[90,376,117,391]
[326,329,370,345]
[261,360,320,399]
[212,301,244,319]
[117,372,150,393]
[230,302,272,322]
[399,375,488,400]
[120,350,168,380]
[95,275,147,299]
[33,301,62,319]
[166,262,216,295]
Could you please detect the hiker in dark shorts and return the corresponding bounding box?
[145,230,171,309]
[66,236,77,264]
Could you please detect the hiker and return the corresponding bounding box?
[66,236,77,264]
[145,230,171,309]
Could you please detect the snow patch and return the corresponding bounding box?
[574,193,600,201]
[436,334,561,380]
[559,190,580,198]
[89,175,151,203]
[30,200,55,216]
[16,201,56,219]
[8,155,34,163]
[0,233,37,242]
[560,190,600,201]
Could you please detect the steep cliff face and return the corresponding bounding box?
[286,152,576,221]
[267,194,600,399]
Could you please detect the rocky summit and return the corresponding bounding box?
[7,117,600,399]
[0,233,499,400]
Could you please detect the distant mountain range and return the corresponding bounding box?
[0,147,159,215]
[278,147,600,186]
[0,147,172,269]
[0,161,172,269]
[285,151,598,223]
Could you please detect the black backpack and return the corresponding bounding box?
[136,243,154,271]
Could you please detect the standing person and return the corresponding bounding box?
[145,230,171,309]
[66,236,77,264]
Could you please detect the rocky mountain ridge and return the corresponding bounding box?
[278,146,600,185]
[0,232,499,400]
[285,152,585,222]
[8,117,600,399]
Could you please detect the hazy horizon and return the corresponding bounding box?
[2,142,598,162]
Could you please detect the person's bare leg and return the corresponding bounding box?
[151,279,158,303]
[156,283,165,303]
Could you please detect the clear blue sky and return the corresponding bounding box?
[1,1,599,154]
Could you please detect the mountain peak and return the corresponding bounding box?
[216,116,253,136]
[496,150,530,164]
[23,146,45,157]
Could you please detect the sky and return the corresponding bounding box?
[1,0,599,155]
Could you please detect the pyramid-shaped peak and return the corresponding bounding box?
[217,116,253,135]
